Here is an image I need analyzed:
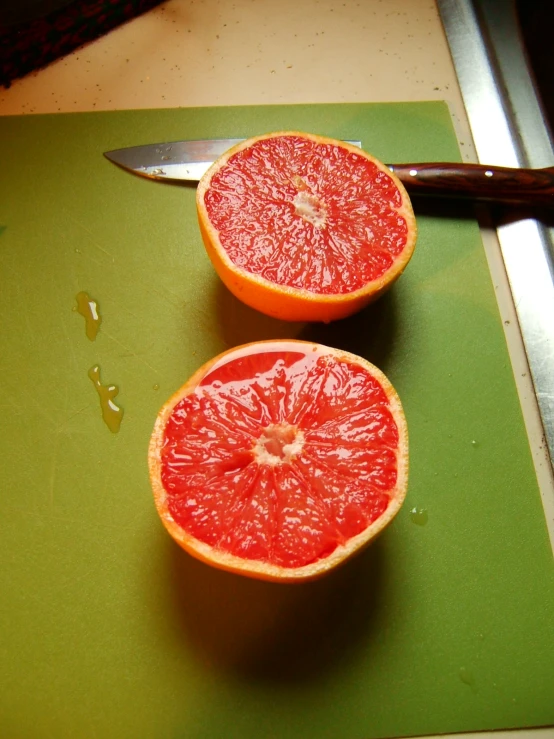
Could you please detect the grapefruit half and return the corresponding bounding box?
[196,132,417,323]
[148,340,408,582]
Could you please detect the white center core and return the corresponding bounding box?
[293,191,327,228]
[253,424,305,466]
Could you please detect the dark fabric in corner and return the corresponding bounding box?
[0,0,163,88]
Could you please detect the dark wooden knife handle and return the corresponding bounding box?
[389,162,554,207]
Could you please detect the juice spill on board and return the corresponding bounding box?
[74,291,102,341]
[410,508,428,526]
[459,667,475,688]
[88,365,123,433]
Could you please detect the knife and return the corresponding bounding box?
[104,138,554,207]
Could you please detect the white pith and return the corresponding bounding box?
[293,191,327,228]
[253,423,305,466]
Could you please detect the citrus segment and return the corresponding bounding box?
[197,132,417,323]
[149,340,408,581]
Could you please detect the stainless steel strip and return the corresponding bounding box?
[437,0,554,476]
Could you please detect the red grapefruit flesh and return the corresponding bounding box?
[148,340,408,581]
[196,132,417,323]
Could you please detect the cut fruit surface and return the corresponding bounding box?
[148,340,408,582]
[196,132,417,323]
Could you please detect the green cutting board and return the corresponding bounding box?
[1,103,553,739]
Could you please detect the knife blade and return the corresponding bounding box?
[104,139,554,207]
[103,138,362,183]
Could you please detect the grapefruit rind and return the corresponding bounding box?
[196,131,417,324]
[148,340,409,583]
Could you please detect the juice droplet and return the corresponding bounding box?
[153,383,160,390]
[88,365,123,433]
[75,291,102,341]
[459,667,475,687]
[471,439,479,448]
[410,507,428,526]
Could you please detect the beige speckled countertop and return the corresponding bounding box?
[0,0,474,159]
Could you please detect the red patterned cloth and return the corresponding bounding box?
[1,0,163,88]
